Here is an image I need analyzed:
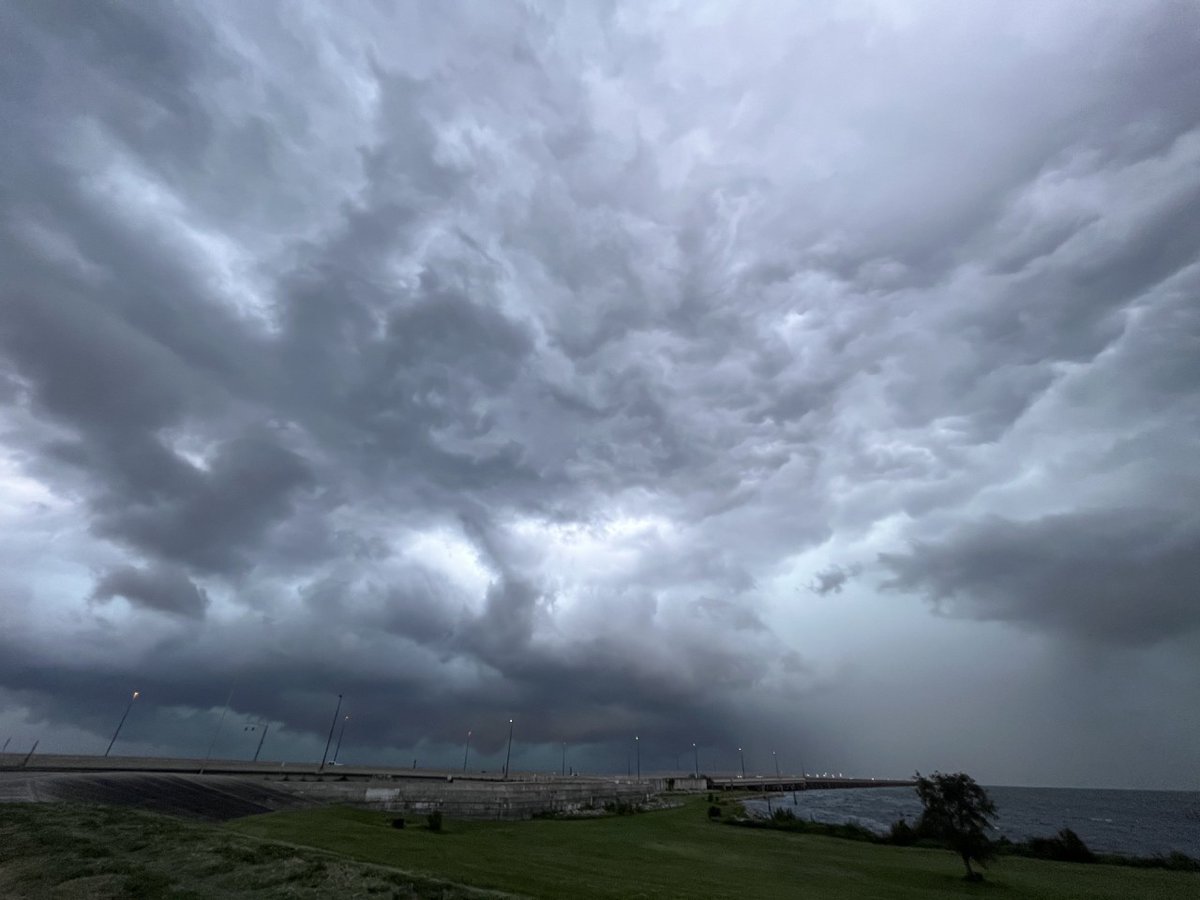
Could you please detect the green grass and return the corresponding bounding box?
[0,803,501,898]
[229,798,1199,899]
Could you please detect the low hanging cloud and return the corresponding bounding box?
[879,508,1200,647]
[91,564,209,620]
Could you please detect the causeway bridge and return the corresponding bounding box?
[1,752,910,820]
[708,774,915,792]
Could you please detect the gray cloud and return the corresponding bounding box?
[1,0,1198,786]
[91,564,209,619]
[809,565,863,597]
[879,508,1200,646]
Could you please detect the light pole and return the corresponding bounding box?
[503,718,514,780]
[320,694,343,770]
[773,749,789,808]
[250,722,270,762]
[739,746,745,778]
[561,741,566,777]
[787,748,796,806]
[105,690,139,757]
[333,714,350,764]
[692,742,699,778]
[635,735,640,781]
[201,687,234,774]
[463,730,472,772]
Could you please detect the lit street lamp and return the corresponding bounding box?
[635,735,640,781]
[105,690,139,757]
[692,742,699,778]
[333,714,350,764]
[739,746,745,778]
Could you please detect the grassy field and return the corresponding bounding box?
[0,802,501,899]
[230,798,1199,899]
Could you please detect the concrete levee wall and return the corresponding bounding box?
[266,775,664,820]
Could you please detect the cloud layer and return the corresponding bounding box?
[1,1,1198,786]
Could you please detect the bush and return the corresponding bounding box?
[426,811,443,832]
[1026,828,1095,863]
[707,805,722,819]
[771,808,797,824]
[390,817,405,829]
[887,818,918,846]
[1162,852,1200,872]
[604,800,640,815]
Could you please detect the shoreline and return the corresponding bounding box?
[738,785,1200,862]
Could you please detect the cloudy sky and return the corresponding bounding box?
[2,1,1198,788]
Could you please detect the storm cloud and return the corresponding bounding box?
[1,1,1198,787]
[92,564,210,620]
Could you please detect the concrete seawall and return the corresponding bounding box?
[0,754,706,821]
[0,753,902,821]
[278,775,665,820]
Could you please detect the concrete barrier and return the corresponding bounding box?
[0,754,702,821]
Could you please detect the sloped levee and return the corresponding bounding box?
[0,769,677,821]
[0,771,317,821]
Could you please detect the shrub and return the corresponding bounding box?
[390,817,405,829]
[1163,852,1200,872]
[1026,828,1095,863]
[707,805,722,819]
[887,818,918,846]
[426,811,443,832]
[604,800,640,815]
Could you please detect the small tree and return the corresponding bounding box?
[915,771,997,881]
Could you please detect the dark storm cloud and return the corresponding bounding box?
[879,509,1200,645]
[91,433,314,573]
[1,0,1199,784]
[92,564,209,619]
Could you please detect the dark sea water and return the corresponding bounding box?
[741,786,1200,858]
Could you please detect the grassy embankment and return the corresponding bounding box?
[230,798,1199,899]
[4,797,1197,898]
[0,802,498,899]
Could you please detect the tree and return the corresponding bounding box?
[915,771,997,881]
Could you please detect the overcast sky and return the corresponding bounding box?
[2,1,1198,789]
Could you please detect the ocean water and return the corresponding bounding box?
[741,785,1200,858]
